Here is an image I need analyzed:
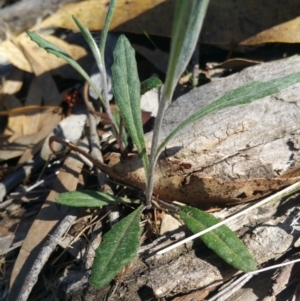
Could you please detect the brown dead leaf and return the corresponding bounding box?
[208,58,261,72]
[20,41,62,106]
[17,109,63,166]
[0,106,62,161]
[2,67,24,96]
[2,106,61,138]
[203,0,300,45]
[29,0,300,46]
[0,134,37,161]
[103,153,300,207]
[31,0,173,36]
[0,33,87,73]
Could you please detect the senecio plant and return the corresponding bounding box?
[27,0,300,289]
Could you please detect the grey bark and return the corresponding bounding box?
[104,55,300,206]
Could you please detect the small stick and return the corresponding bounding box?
[14,210,78,301]
[208,258,300,301]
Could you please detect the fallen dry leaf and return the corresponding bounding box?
[29,0,300,46]
[2,67,24,96]
[103,153,300,206]
[30,0,172,35]
[204,0,300,45]
[20,41,62,106]
[0,106,63,161]
[0,33,87,73]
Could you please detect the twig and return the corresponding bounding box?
[157,181,300,255]
[207,274,253,301]
[208,258,300,301]
[14,209,78,301]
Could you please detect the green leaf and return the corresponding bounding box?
[99,0,118,59]
[180,206,256,272]
[157,71,300,156]
[145,0,210,205]
[26,30,106,108]
[72,15,104,78]
[90,205,144,288]
[140,77,162,95]
[163,0,210,102]
[112,35,149,175]
[56,191,136,207]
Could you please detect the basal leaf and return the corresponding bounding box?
[26,30,106,108]
[180,206,256,272]
[112,35,149,175]
[90,205,143,289]
[140,77,162,95]
[157,71,300,156]
[56,191,135,207]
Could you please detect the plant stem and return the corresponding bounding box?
[85,0,126,153]
[145,97,168,206]
[98,0,126,152]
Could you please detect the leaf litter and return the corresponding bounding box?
[2,1,297,300]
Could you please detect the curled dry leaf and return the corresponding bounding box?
[103,153,300,206]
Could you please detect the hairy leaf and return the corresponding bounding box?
[99,0,118,59]
[56,191,136,207]
[90,205,143,288]
[112,35,149,175]
[140,77,162,95]
[180,206,257,272]
[163,0,210,102]
[157,71,300,155]
[72,15,104,81]
[26,31,106,107]
[145,0,210,205]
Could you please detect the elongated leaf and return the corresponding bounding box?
[99,0,118,59]
[26,31,106,108]
[163,0,210,101]
[90,205,143,288]
[72,15,104,78]
[157,71,300,156]
[180,206,256,272]
[56,191,136,207]
[140,77,162,95]
[112,35,149,175]
[145,0,210,206]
